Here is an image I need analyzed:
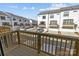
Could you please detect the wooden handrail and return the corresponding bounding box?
[20,31,79,40]
[19,30,79,56]
[0,30,79,56]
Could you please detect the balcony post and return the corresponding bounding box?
[57,24,61,34]
[74,24,77,33]
[17,31,20,44]
[37,34,41,55]
[0,39,4,56]
[73,39,79,56]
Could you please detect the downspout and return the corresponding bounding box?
[58,11,61,34]
[10,16,13,30]
[47,10,49,32]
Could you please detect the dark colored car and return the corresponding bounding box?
[36,28,44,33]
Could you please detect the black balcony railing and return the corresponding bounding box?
[0,30,79,56]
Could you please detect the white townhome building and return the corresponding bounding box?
[0,11,37,31]
[0,11,12,29]
[38,5,79,33]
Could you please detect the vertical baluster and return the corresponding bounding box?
[30,34,32,46]
[10,33,13,46]
[32,34,34,47]
[37,34,41,54]
[6,33,10,47]
[64,39,67,56]
[55,37,58,55]
[17,31,20,44]
[25,33,27,44]
[3,35,8,48]
[36,35,38,49]
[6,34,8,48]
[60,38,62,56]
[26,33,27,45]
[68,40,73,56]
[29,34,32,46]
[43,36,45,51]
[29,34,31,46]
[0,38,4,56]
[73,39,79,56]
[33,34,34,47]
[8,33,11,46]
[28,34,30,46]
[31,34,32,46]
[34,35,36,48]
[48,37,50,53]
[9,33,11,46]
[41,36,44,51]
[73,40,77,56]
[40,36,42,50]
[27,34,29,46]
[33,35,35,47]
[51,37,54,55]
[1,35,5,49]
[12,33,14,44]
[45,36,47,52]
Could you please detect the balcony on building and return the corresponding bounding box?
[62,19,75,29]
[49,20,59,28]
[39,21,46,28]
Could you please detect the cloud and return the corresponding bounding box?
[39,3,67,11]
[31,7,35,10]
[51,3,67,9]
[39,9,46,11]
[23,7,28,10]
[9,6,18,8]
[22,6,36,10]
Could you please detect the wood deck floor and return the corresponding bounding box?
[4,44,49,56]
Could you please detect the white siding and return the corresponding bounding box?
[38,9,79,32]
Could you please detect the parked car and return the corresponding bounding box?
[36,28,44,33]
[19,27,25,31]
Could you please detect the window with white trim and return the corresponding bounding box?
[63,19,73,25]
[63,11,69,17]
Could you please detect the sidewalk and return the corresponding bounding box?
[45,30,79,37]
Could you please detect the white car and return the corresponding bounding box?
[20,28,25,31]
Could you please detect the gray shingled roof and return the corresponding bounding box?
[0,11,8,16]
[5,12,29,20]
[0,11,35,22]
[60,5,79,11]
[6,12,22,18]
[38,9,60,15]
[38,5,79,15]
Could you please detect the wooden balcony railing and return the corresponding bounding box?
[0,30,79,56]
[50,25,59,28]
[62,25,74,29]
[39,24,46,28]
